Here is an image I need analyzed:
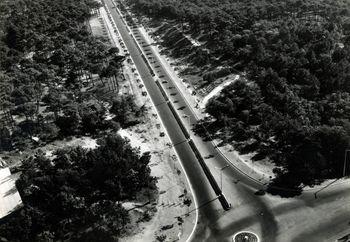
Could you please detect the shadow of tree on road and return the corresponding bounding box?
[209,184,279,242]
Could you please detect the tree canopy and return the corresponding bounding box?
[0,0,129,151]
[0,134,156,241]
[126,0,350,195]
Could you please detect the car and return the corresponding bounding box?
[204,154,215,159]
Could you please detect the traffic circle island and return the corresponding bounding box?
[233,231,259,242]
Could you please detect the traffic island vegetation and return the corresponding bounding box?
[126,0,350,196]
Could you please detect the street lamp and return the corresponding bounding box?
[215,165,229,191]
[343,149,350,177]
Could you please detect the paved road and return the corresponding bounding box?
[104,0,225,240]
[104,1,281,241]
[104,1,350,242]
[128,22,266,191]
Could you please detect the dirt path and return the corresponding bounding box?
[117,55,195,241]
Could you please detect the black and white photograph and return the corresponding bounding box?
[0,0,350,241]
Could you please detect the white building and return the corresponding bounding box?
[0,168,23,219]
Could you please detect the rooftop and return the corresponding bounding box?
[0,168,23,219]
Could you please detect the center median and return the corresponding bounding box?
[155,81,231,211]
[114,1,231,211]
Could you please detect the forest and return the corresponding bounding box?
[0,134,156,241]
[0,0,156,240]
[0,0,143,151]
[126,0,350,195]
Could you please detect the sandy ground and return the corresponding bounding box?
[200,75,239,108]
[89,11,105,36]
[94,8,196,241]
[0,136,98,167]
[43,136,98,159]
[115,66,196,242]
[118,121,195,242]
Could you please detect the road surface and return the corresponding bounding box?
[103,0,228,240]
[104,1,350,241]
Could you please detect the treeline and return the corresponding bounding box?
[0,0,140,151]
[0,134,157,241]
[126,0,350,195]
[0,0,158,240]
[127,0,350,71]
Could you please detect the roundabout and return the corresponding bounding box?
[233,231,259,242]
